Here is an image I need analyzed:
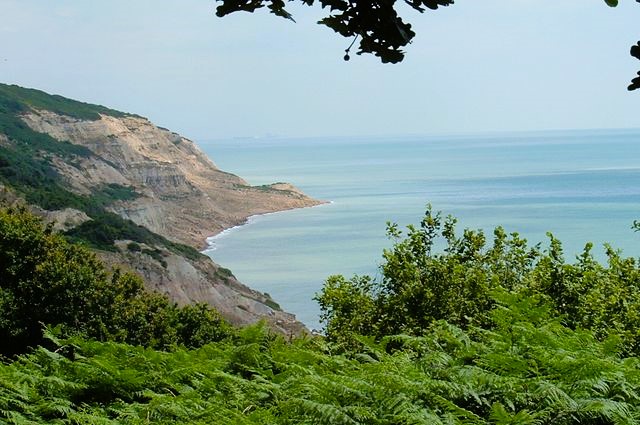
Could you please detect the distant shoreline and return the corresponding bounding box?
[201,201,333,254]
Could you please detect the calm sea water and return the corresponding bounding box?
[198,130,640,329]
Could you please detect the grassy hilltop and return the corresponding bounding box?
[0,84,203,259]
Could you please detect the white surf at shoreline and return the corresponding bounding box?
[202,202,335,253]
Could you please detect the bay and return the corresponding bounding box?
[198,129,640,329]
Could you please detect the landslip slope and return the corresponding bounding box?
[0,83,322,334]
[21,108,320,248]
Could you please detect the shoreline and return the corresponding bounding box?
[202,201,333,254]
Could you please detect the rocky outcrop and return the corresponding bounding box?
[102,242,305,336]
[3,101,324,335]
[21,110,323,248]
[43,208,91,232]
[0,183,305,334]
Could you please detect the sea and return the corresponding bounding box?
[198,129,640,330]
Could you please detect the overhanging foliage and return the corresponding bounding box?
[215,0,640,89]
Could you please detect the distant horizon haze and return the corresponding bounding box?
[201,129,640,328]
[1,0,639,139]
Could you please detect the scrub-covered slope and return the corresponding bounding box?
[0,83,320,334]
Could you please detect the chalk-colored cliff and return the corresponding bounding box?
[0,83,322,334]
[21,110,321,248]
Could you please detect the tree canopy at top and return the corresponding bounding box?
[215,0,640,90]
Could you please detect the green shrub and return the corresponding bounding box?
[0,207,229,355]
[317,206,640,355]
[2,207,640,423]
[1,296,639,424]
[0,82,131,120]
[171,303,233,349]
[126,241,141,252]
[65,211,204,259]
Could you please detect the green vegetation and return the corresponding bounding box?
[214,266,235,282]
[141,247,168,268]
[0,84,203,259]
[95,183,140,202]
[2,206,640,423]
[0,207,230,356]
[65,212,203,259]
[235,183,283,194]
[0,83,130,121]
[263,298,282,311]
[317,206,640,356]
[127,242,142,252]
[1,294,639,424]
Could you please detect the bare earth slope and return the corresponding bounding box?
[0,84,322,335]
[22,110,322,248]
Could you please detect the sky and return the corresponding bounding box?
[1,0,639,139]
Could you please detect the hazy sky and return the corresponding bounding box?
[1,0,639,139]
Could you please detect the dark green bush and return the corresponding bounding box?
[0,82,131,120]
[65,212,203,259]
[317,206,640,355]
[2,295,639,424]
[126,241,142,252]
[0,207,230,355]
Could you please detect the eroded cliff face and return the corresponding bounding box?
[1,183,305,335]
[100,242,306,336]
[7,108,323,335]
[21,110,322,247]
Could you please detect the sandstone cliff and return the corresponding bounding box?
[21,109,321,248]
[0,83,322,334]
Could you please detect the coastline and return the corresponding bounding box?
[202,201,333,254]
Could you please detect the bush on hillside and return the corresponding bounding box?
[0,207,230,355]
